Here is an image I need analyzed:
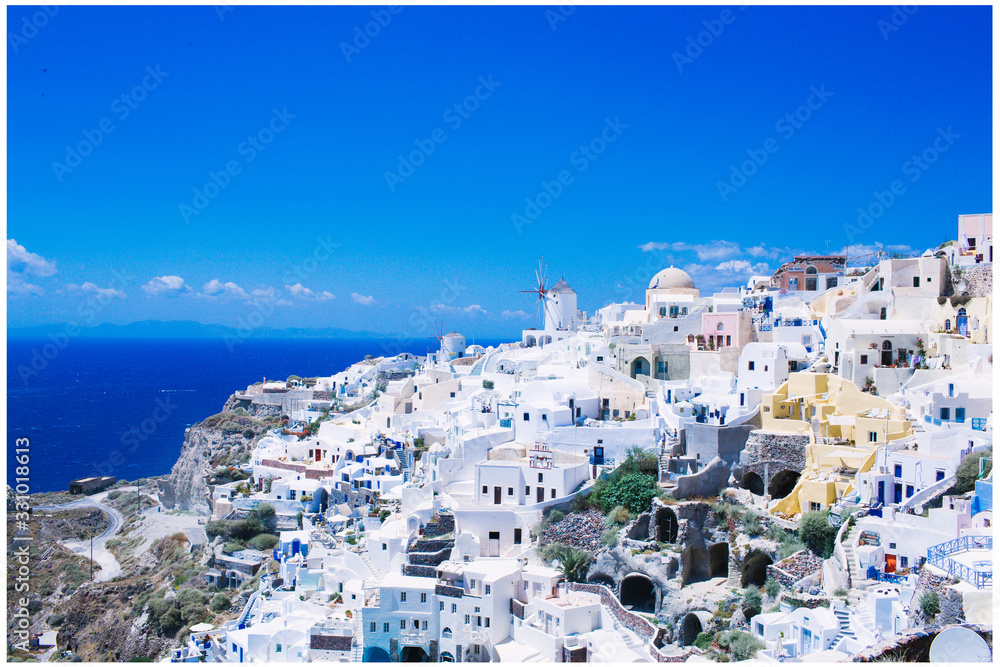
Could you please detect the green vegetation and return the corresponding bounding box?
[547,509,565,524]
[605,505,633,526]
[954,448,991,494]
[919,590,940,618]
[798,511,837,558]
[767,524,807,559]
[601,528,619,548]
[693,632,714,651]
[764,577,781,598]
[742,585,762,615]
[247,534,279,551]
[210,593,231,613]
[718,630,764,661]
[539,543,591,583]
[482,380,494,390]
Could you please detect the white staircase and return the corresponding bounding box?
[612,619,643,650]
[831,607,857,646]
[351,612,364,662]
[841,523,865,588]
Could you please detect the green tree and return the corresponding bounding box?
[600,473,659,514]
[210,593,231,613]
[955,448,992,493]
[540,543,591,583]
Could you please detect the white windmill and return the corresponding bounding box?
[519,259,561,330]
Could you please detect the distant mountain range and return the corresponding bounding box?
[7,320,400,340]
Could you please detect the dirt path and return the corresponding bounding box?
[35,497,125,582]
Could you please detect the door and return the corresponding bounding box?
[536,487,544,503]
[957,314,968,337]
[881,341,893,366]
[894,483,902,504]
[494,486,501,505]
[877,480,885,505]
[886,554,896,573]
[488,531,500,557]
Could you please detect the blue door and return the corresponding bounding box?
[894,483,902,504]
[877,480,885,504]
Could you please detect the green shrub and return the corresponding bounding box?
[600,473,659,514]
[919,590,940,617]
[693,632,714,650]
[482,380,494,390]
[247,534,279,551]
[728,631,764,661]
[547,509,565,524]
[160,606,183,632]
[798,511,837,558]
[741,512,762,536]
[605,505,632,526]
[254,503,276,521]
[834,587,848,597]
[743,585,762,610]
[47,614,64,627]
[210,593,231,613]
[601,529,619,548]
[764,577,781,598]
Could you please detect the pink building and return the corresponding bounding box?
[699,311,748,350]
[958,213,992,263]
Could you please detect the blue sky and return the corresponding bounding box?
[7,4,992,338]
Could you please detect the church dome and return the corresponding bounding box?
[648,266,695,290]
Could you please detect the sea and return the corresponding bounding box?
[7,336,508,493]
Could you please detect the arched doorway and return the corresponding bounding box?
[657,507,678,543]
[680,613,704,646]
[709,543,729,578]
[631,356,650,378]
[768,470,800,499]
[364,647,391,662]
[740,471,765,496]
[741,550,773,587]
[619,574,656,613]
[881,340,893,366]
[400,646,429,662]
[957,308,968,337]
[440,652,454,662]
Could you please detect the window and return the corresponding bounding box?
[400,620,406,629]
[451,603,457,613]
[485,617,491,628]
[400,592,406,602]
[551,488,556,498]
[936,470,945,482]
[382,543,387,551]
[383,623,389,633]
[420,593,427,603]
[956,407,966,422]
[659,307,666,317]
[370,622,377,632]
[485,585,491,595]
[948,383,955,397]
[889,542,896,549]
[482,485,488,494]
[894,465,902,478]
[422,620,428,630]
[289,490,296,500]
[276,644,281,653]
[525,485,529,494]
[726,335,731,346]
[913,276,920,287]
[869,431,878,443]
[906,485,914,498]
[717,322,725,331]
[474,646,480,655]
[673,326,678,332]
[507,487,513,496]
[809,502,821,511]
[443,627,452,638]
[596,356,603,362]
[464,614,470,624]
[523,412,529,421]
[860,354,868,365]
[748,361,755,371]
[450,392,455,398]
[900,556,908,568]
[538,472,543,483]
[440,601,445,611]
[940,407,951,420]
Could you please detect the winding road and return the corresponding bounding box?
[35,495,126,582]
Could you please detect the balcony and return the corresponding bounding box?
[399,629,428,646]
[463,628,489,645]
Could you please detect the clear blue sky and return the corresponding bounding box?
[7,4,992,338]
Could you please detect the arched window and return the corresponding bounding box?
[443,628,453,638]
[805,266,818,274]
[659,307,666,317]
[945,319,951,331]
[882,340,892,350]
[716,322,725,331]
[681,307,688,315]
[805,265,818,291]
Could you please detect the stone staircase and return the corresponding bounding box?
[393,449,410,482]
[831,606,857,646]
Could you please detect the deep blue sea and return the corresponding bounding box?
[7,337,507,492]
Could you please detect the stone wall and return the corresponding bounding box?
[906,568,966,628]
[738,431,809,492]
[852,624,992,662]
[568,582,655,642]
[960,263,992,298]
[766,549,823,588]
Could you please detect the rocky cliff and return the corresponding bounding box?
[158,400,271,514]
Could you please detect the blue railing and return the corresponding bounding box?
[971,418,987,431]
[498,418,512,428]
[867,568,907,584]
[927,536,993,588]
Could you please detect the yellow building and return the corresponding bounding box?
[761,373,911,517]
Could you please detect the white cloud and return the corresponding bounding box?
[142,275,190,296]
[287,283,335,301]
[464,304,487,315]
[351,292,375,305]
[501,309,530,319]
[8,277,45,296]
[714,259,771,275]
[7,239,57,277]
[202,279,248,299]
[638,241,672,252]
[66,282,126,299]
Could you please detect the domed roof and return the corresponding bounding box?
[648,266,695,290]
